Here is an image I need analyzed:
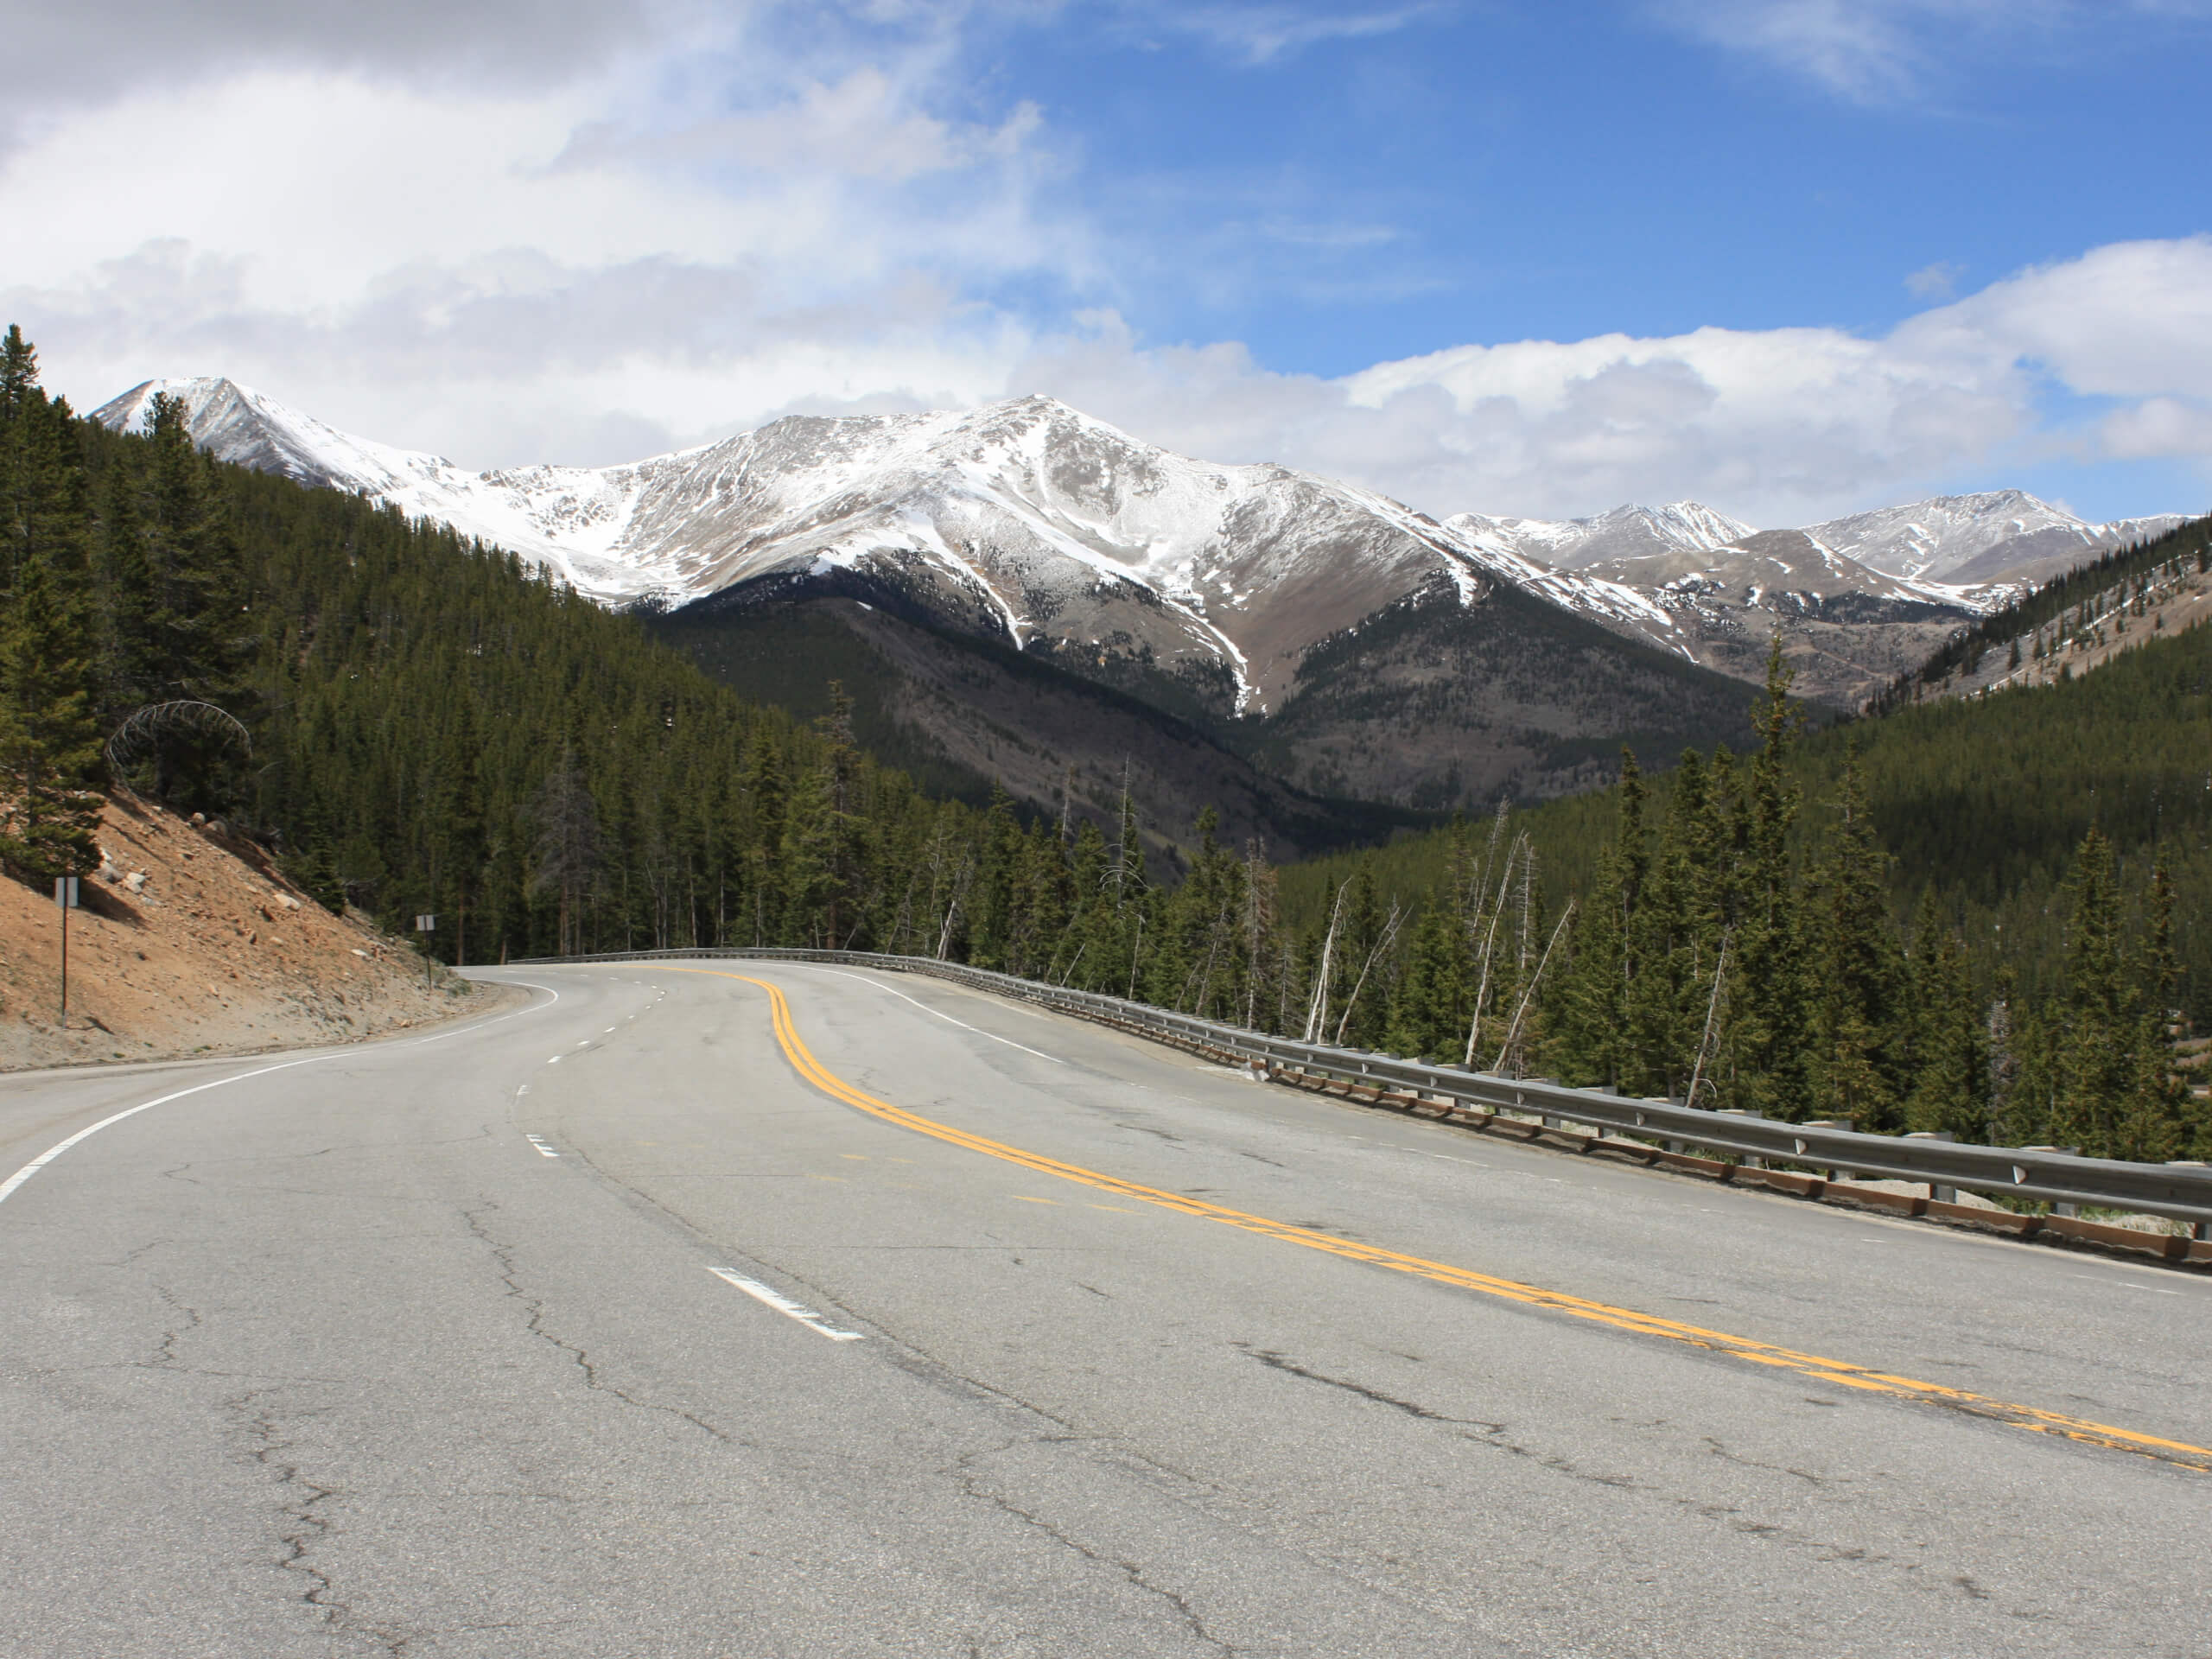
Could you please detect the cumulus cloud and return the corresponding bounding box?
[0,48,1065,464]
[998,313,2031,524]
[1899,237,2212,397]
[0,0,686,142]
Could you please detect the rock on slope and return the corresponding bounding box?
[0,797,486,1071]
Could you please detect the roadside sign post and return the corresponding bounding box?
[54,877,79,1024]
[415,914,435,984]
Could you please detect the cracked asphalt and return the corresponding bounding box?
[2,960,2208,1657]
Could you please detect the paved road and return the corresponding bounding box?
[3,959,2207,1657]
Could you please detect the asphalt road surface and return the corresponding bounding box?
[3,959,2208,1657]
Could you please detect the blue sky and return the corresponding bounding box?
[966,3,2211,367]
[3,0,2209,525]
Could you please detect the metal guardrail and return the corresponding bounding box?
[496,946,2212,1228]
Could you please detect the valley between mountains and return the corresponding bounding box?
[100,378,2181,842]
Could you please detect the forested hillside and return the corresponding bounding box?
[1273,632,2210,1161]
[1873,513,2212,709]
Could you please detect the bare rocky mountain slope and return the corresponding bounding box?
[0,797,488,1071]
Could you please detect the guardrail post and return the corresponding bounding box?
[2021,1147,2080,1216]
[1904,1131,1956,1204]
[1716,1109,1764,1167]
[1802,1118,1853,1181]
[2171,1163,2211,1240]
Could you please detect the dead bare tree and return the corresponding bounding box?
[1685,926,1733,1108]
[1332,899,1404,1048]
[104,700,251,801]
[1302,879,1350,1044]
[1493,898,1575,1077]
[1463,834,1527,1066]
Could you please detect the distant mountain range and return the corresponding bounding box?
[95,377,2185,829]
[1451,493,2181,585]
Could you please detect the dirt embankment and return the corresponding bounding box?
[0,795,489,1071]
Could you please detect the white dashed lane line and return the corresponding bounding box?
[707,1268,864,1341]
[524,1134,560,1158]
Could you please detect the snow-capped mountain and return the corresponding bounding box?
[1431,490,2196,703]
[94,378,696,602]
[1449,501,1757,570]
[1796,491,2185,584]
[95,376,2186,727]
[97,378,1689,717]
[1451,489,2182,589]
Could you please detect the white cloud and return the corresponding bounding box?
[1898,236,2212,397]
[1904,260,1962,299]
[2102,398,2212,461]
[0,0,688,144]
[1147,3,1445,63]
[1653,0,2205,101]
[998,313,2030,524]
[0,42,1069,465]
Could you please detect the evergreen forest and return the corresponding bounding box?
[1,322,2202,1163]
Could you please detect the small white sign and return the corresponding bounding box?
[415,913,436,931]
[53,877,79,909]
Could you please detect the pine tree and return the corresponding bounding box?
[106,392,256,807]
[532,747,601,956]
[1547,842,1628,1086]
[1811,741,1906,1128]
[1903,889,1987,1138]
[2054,829,2132,1154]
[1385,901,1465,1060]
[1722,639,1813,1119]
[2113,860,2190,1160]
[0,555,106,876]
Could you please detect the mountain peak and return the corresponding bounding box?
[93,375,251,433]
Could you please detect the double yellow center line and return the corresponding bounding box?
[694,968,2212,1475]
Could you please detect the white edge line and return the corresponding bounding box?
[792,966,1064,1065]
[707,1267,864,1340]
[401,978,561,1046]
[0,981,565,1213]
[0,1052,334,1209]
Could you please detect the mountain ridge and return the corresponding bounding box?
[92,375,2184,812]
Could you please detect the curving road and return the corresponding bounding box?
[2,960,2207,1657]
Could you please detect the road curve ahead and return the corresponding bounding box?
[3,959,2206,1657]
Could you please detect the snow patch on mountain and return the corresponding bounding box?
[95,378,696,600]
[1449,501,1756,570]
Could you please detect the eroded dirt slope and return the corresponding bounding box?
[0,796,487,1071]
